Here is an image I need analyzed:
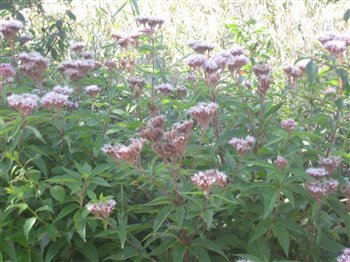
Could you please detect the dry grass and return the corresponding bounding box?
[41,0,349,65]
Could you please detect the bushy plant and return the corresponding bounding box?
[0,8,349,262]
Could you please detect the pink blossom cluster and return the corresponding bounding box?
[226,47,249,73]
[136,15,164,35]
[85,85,101,98]
[128,76,146,99]
[7,93,39,117]
[111,31,141,48]
[53,85,73,95]
[20,34,32,45]
[57,60,100,81]
[337,248,350,262]
[81,51,93,60]
[274,156,288,169]
[305,179,339,202]
[41,91,69,109]
[185,54,207,69]
[191,169,228,195]
[189,40,215,54]
[188,102,218,132]
[18,52,49,85]
[105,60,117,71]
[252,64,272,100]
[319,155,342,174]
[318,32,350,57]
[102,138,146,166]
[282,65,303,86]
[306,167,329,178]
[86,199,116,219]
[236,260,254,262]
[140,115,166,143]
[229,135,256,156]
[280,118,297,132]
[0,19,23,40]
[156,83,174,95]
[70,42,86,53]
[175,85,187,98]
[323,87,337,95]
[0,63,16,82]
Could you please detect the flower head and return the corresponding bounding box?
[53,85,73,95]
[229,135,256,156]
[185,54,206,69]
[188,102,218,132]
[280,119,297,132]
[189,40,214,54]
[319,156,342,174]
[70,42,86,53]
[7,93,38,117]
[156,83,174,95]
[337,248,350,262]
[191,169,228,195]
[305,179,339,201]
[19,52,49,85]
[41,92,69,109]
[0,63,16,79]
[306,167,329,178]
[85,85,101,98]
[274,156,288,169]
[86,199,116,219]
[0,19,23,40]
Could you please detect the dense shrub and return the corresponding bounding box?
[0,8,349,262]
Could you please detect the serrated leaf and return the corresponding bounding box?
[74,210,86,242]
[45,239,66,262]
[23,217,36,239]
[190,247,211,262]
[53,204,78,223]
[191,238,228,260]
[272,224,290,257]
[176,205,185,229]
[202,210,213,229]
[153,206,172,234]
[263,190,279,218]
[50,185,65,203]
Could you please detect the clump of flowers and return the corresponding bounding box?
[189,40,214,54]
[105,60,117,71]
[306,167,329,178]
[20,34,32,45]
[305,179,339,203]
[188,102,218,132]
[337,248,350,262]
[70,42,85,53]
[318,32,350,57]
[226,46,249,74]
[175,85,187,98]
[7,93,39,117]
[274,156,288,169]
[318,155,342,174]
[18,52,49,86]
[136,15,164,35]
[185,54,207,69]
[252,64,272,101]
[102,138,146,166]
[86,199,116,219]
[85,85,101,98]
[229,135,256,157]
[128,76,146,99]
[111,31,141,48]
[53,85,73,95]
[156,83,174,95]
[191,169,228,195]
[0,19,23,43]
[57,59,100,82]
[41,92,69,110]
[282,65,303,86]
[140,115,166,143]
[280,118,297,132]
[0,63,16,90]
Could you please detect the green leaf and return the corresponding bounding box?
[66,10,76,20]
[306,60,318,83]
[202,210,213,229]
[176,205,185,229]
[50,185,65,203]
[23,217,36,239]
[263,190,279,219]
[53,204,78,223]
[149,238,177,256]
[190,247,211,262]
[76,241,98,262]
[249,220,269,243]
[45,239,66,262]
[344,9,350,22]
[191,238,228,260]
[153,205,172,234]
[336,68,350,95]
[118,213,127,249]
[74,210,86,242]
[91,177,111,187]
[172,243,185,262]
[272,224,290,257]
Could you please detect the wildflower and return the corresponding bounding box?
[305,179,339,201]
[20,34,32,45]
[0,63,16,79]
[337,248,350,262]
[203,59,219,74]
[188,102,218,132]
[105,60,117,71]
[175,85,187,98]
[229,46,245,56]
[41,92,69,109]
[306,167,329,178]
[81,51,93,60]
[70,42,85,53]
[7,93,38,117]
[318,33,336,44]
[227,55,249,73]
[53,85,73,95]
[319,156,342,174]
[102,138,145,165]
[0,19,23,41]
[252,64,271,76]
[136,15,164,35]
[140,115,166,143]
[191,169,228,195]
[156,83,174,95]
[85,85,101,98]
[280,119,297,132]
[323,87,337,95]
[19,52,49,86]
[57,60,99,81]
[237,260,254,262]
[229,135,256,156]
[213,51,233,69]
[253,64,272,100]
[189,40,214,54]
[86,199,116,219]
[323,40,347,57]
[185,54,206,69]
[274,156,288,169]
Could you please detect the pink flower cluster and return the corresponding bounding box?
[306,167,329,178]
[111,32,141,48]
[57,60,100,81]
[70,42,86,53]
[280,118,297,132]
[41,91,69,109]
[191,169,228,195]
[0,63,16,85]
[282,65,303,86]
[305,179,339,202]
[185,54,206,69]
[337,248,350,262]
[319,155,342,174]
[19,52,49,85]
[188,102,218,132]
[189,40,215,54]
[85,85,101,98]
[0,19,23,40]
[86,199,116,219]
[236,260,254,262]
[136,15,164,35]
[140,115,166,143]
[156,83,174,95]
[7,93,39,117]
[102,138,146,166]
[318,33,350,57]
[53,85,73,95]
[229,135,256,156]
[226,47,249,73]
[253,64,272,100]
[105,60,117,71]
[274,156,288,169]
[128,76,146,99]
